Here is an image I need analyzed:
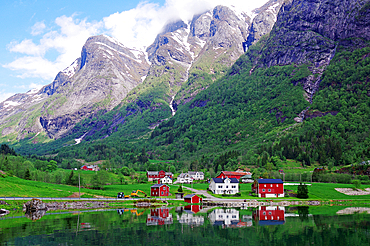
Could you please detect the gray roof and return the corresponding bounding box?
[188,171,204,175]
[151,184,168,188]
[184,194,198,199]
[178,173,191,178]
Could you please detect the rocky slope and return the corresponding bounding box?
[253,0,370,105]
[0,35,150,140]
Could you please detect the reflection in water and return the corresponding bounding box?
[208,208,250,228]
[176,205,204,226]
[0,205,369,245]
[25,209,46,221]
[146,207,173,226]
[253,206,285,226]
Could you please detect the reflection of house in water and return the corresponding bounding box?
[146,207,173,226]
[253,206,285,226]
[177,205,204,226]
[209,209,249,228]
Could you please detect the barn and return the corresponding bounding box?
[184,194,202,204]
[151,184,170,197]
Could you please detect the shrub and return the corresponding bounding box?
[297,183,309,199]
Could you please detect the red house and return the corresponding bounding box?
[146,208,173,226]
[253,206,285,225]
[216,171,252,180]
[151,184,170,197]
[184,204,202,214]
[147,170,173,181]
[184,194,202,204]
[252,179,284,198]
[80,165,99,171]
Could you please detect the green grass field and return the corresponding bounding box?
[0,176,191,198]
[2,175,370,200]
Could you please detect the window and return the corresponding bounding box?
[232,185,236,188]
[218,185,222,189]
[264,184,266,187]
[232,215,236,218]
[263,212,266,215]
[268,189,271,192]
[161,191,163,195]
[269,212,272,215]
[262,189,265,192]
[226,186,228,188]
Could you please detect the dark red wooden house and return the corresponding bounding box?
[147,170,173,181]
[184,194,202,204]
[253,206,285,225]
[252,179,284,198]
[151,184,170,197]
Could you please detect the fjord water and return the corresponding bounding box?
[1,206,370,245]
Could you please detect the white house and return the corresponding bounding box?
[177,213,204,226]
[188,171,204,180]
[208,209,239,227]
[209,177,239,194]
[160,176,173,184]
[176,173,193,184]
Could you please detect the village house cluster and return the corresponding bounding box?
[146,169,285,198]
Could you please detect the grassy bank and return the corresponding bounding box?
[0,176,191,198]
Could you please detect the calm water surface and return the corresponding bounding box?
[1,205,370,245]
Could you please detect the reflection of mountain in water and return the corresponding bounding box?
[146,208,173,226]
[253,206,285,226]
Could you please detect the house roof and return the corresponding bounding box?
[151,184,168,188]
[178,173,191,178]
[241,175,252,178]
[184,194,198,199]
[161,176,172,180]
[257,179,283,184]
[220,171,252,176]
[188,171,204,175]
[211,178,239,183]
[147,171,158,175]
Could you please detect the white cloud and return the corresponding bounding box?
[31,21,46,36]
[4,15,102,80]
[103,0,269,49]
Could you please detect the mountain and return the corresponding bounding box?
[0,1,284,148]
[0,35,150,141]
[51,0,369,170]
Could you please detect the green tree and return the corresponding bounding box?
[352,179,361,190]
[297,183,309,199]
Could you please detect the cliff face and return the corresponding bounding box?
[0,35,150,140]
[253,0,370,104]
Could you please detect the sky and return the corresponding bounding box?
[0,0,269,103]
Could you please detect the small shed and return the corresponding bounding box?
[175,193,184,199]
[184,194,202,204]
[151,184,170,197]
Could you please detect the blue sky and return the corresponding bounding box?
[0,0,268,103]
